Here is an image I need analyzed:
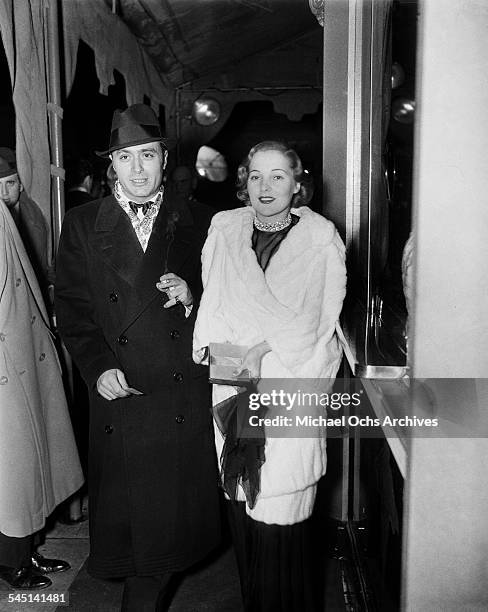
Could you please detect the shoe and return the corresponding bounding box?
[31,552,70,574]
[0,565,52,589]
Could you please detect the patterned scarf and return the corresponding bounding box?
[113,180,163,252]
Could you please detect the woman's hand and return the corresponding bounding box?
[194,346,209,365]
[234,341,271,381]
[156,273,193,308]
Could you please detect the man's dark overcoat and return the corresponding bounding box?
[54,195,220,579]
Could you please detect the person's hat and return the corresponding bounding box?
[0,147,17,179]
[96,104,174,158]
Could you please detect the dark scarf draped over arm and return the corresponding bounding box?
[213,389,266,509]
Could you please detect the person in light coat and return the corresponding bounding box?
[0,147,55,299]
[193,141,347,611]
[0,199,84,590]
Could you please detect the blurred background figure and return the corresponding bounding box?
[171,164,197,199]
[401,231,414,316]
[0,147,54,300]
[65,157,95,210]
[401,231,414,351]
[104,162,117,194]
[0,199,84,590]
[169,164,215,239]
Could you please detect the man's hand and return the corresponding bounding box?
[97,369,131,400]
[156,273,193,308]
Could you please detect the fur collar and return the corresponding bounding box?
[209,206,339,321]
[211,205,336,250]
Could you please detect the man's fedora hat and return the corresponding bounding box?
[96,104,174,158]
[0,147,17,179]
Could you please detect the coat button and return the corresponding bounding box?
[104,425,114,434]
[0,376,8,385]
[173,372,183,383]
[0,333,5,342]
[39,353,46,361]
[170,330,180,340]
[15,278,21,287]
[117,335,128,345]
[109,292,118,303]
[175,415,185,424]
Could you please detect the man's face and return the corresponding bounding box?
[0,173,22,208]
[111,142,167,203]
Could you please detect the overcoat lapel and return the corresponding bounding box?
[126,207,169,323]
[120,206,193,332]
[90,197,195,332]
[91,196,143,288]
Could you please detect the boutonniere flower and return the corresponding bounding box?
[166,211,179,239]
[163,211,179,273]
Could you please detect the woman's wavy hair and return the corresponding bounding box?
[236,140,313,207]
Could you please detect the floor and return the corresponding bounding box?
[0,500,346,612]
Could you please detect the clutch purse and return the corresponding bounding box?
[208,342,251,385]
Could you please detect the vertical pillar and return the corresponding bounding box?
[322,0,350,238]
[402,1,488,609]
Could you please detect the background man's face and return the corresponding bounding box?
[0,173,22,208]
[172,166,194,198]
[112,142,166,203]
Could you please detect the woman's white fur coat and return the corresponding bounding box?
[193,206,346,524]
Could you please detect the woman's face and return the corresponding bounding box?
[247,150,300,223]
